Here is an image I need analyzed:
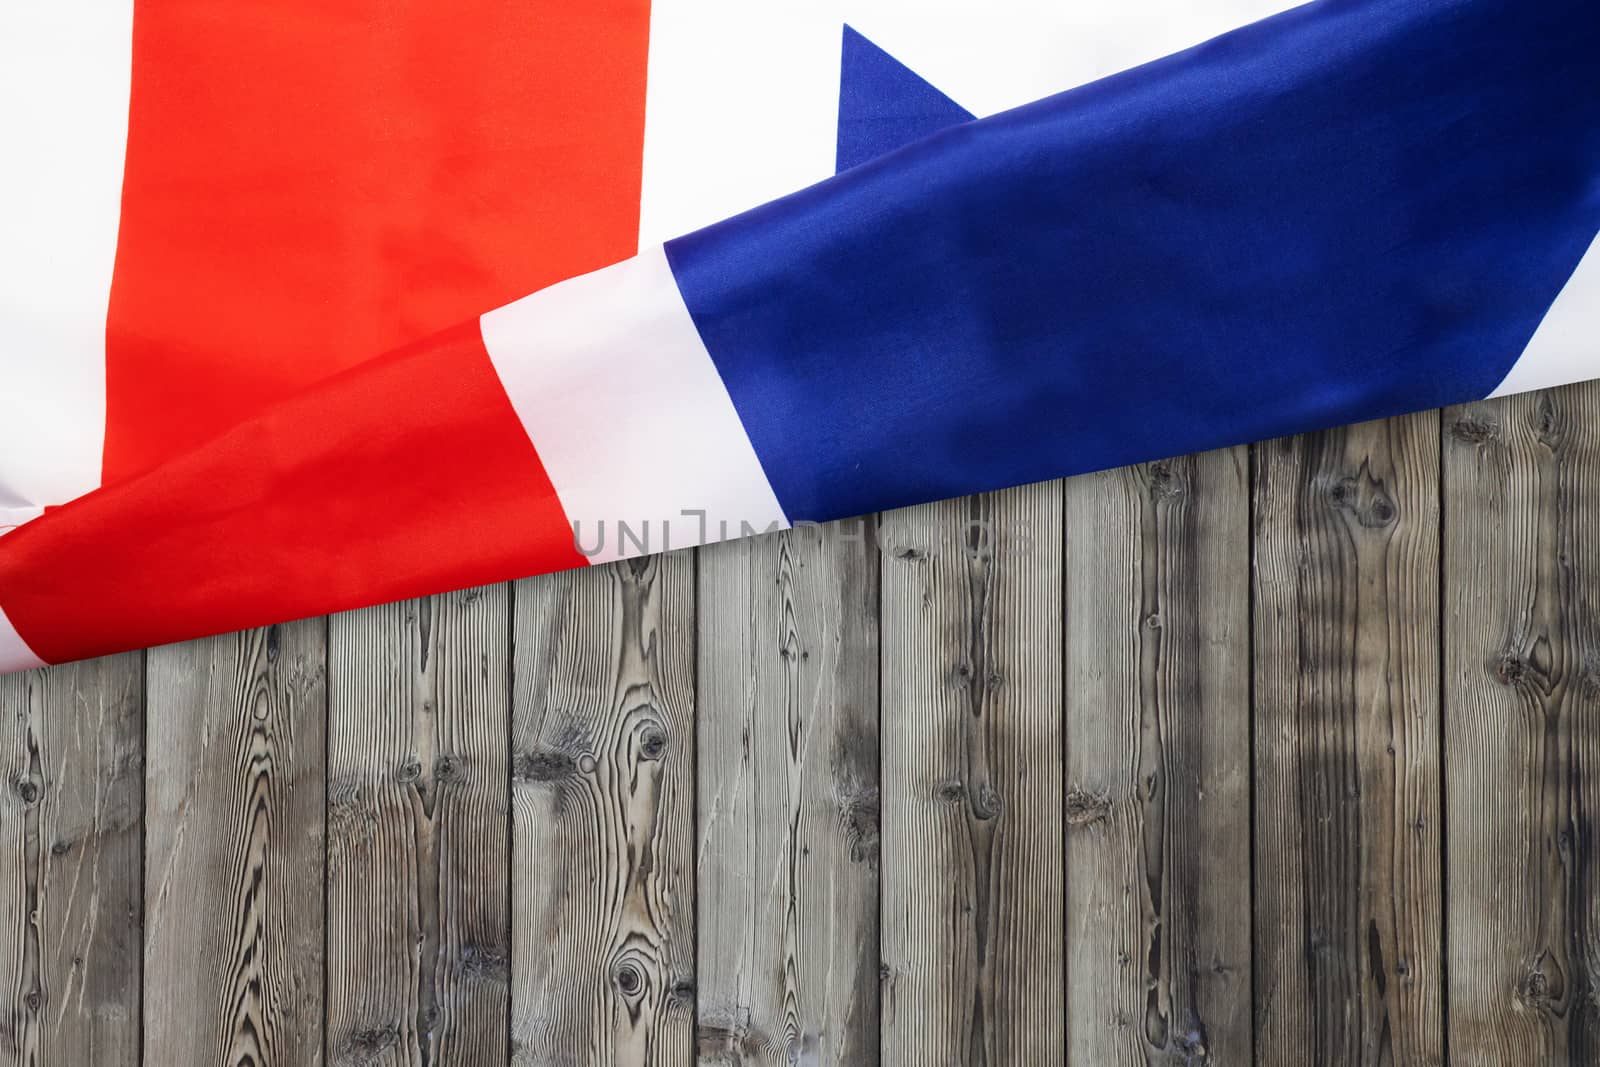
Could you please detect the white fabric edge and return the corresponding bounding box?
[0,605,46,676]
[1,507,46,538]
[1489,229,1600,398]
[0,0,132,514]
[479,245,789,565]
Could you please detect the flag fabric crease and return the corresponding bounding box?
[1,0,1597,673]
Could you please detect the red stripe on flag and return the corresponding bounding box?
[0,324,587,664]
[104,0,652,483]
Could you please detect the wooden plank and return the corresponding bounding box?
[326,587,512,1066]
[1443,384,1600,1064]
[144,623,327,1066]
[1061,450,1252,1064]
[1252,414,1444,1064]
[695,520,881,1065]
[878,482,1066,1064]
[0,654,143,1066]
[510,553,697,1066]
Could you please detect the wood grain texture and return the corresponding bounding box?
[1443,384,1600,1065]
[878,482,1066,1065]
[24,390,1600,1064]
[144,622,327,1067]
[0,654,143,1066]
[1062,450,1252,1065]
[511,553,697,1066]
[1252,414,1444,1065]
[326,587,512,1067]
[695,520,881,1066]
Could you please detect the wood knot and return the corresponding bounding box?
[50,838,73,857]
[394,756,423,784]
[513,749,577,782]
[1450,415,1500,445]
[14,777,39,805]
[433,753,464,784]
[1494,636,1552,691]
[1065,789,1112,827]
[949,660,1003,691]
[1518,953,1566,1012]
[1145,459,1188,500]
[669,978,696,1001]
[841,789,881,864]
[612,962,644,997]
[638,725,668,761]
[458,943,510,984]
[1494,653,1528,687]
[339,1024,400,1063]
[1326,467,1397,528]
[1173,1028,1207,1060]
[1534,395,1562,445]
[970,782,1003,821]
[934,779,965,804]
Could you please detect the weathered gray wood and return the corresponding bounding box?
[695,520,881,1065]
[0,654,143,1066]
[144,623,327,1066]
[878,483,1066,1064]
[1062,451,1252,1065]
[1443,384,1600,1065]
[510,554,697,1066]
[1252,415,1444,1065]
[326,587,511,1066]
[29,394,1600,1062]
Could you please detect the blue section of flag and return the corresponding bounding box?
[667,0,1600,523]
[837,25,974,173]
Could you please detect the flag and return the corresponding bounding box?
[1,0,1596,673]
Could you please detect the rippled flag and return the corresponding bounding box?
[1,0,1596,673]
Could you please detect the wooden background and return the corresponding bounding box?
[1,384,1597,1066]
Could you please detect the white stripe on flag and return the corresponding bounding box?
[479,246,789,565]
[639,1,843,246]
[0,0,133,516]
[846,0,1302,118]
[0,605,46,676]
[637,0,1303,249]
[1489,229,1600,398]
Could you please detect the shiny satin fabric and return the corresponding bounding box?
[669,0,1600,520]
